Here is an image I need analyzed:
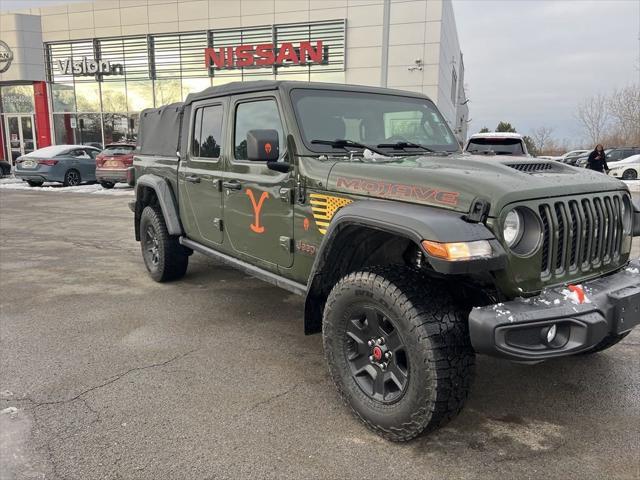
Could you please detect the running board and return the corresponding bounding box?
[179,237,307,296]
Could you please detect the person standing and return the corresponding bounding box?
[587,144,609,173]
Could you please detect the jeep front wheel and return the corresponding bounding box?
[322,267,475,442]
[140,205,189,282]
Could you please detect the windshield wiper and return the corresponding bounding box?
[377,141,434,153]
[311,139,388,156]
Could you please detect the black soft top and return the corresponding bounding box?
[183,80,429,105]
[137,102,183,156]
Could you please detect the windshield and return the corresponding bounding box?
[102,145,135,155]
[466,138,525,156]
[290,89,459,155]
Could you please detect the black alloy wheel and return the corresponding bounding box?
[143,224,160,268]
[64,169,81,186]
[345,305,409,404]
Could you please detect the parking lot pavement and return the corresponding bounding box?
[0,190,638,480]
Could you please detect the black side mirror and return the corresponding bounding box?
[247,129,279,161]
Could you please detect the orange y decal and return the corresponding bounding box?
[246,188,269,233]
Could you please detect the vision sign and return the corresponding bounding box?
[205,41,328,70]
[57,57,124,76]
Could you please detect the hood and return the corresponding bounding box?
[325,154,629,217]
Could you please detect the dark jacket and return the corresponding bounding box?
[587,149,608,173]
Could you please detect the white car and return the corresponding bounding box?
[464,132,530,157]
[608,154,639,180]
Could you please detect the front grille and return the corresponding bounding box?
[538,193,626,280]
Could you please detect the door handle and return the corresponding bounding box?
[185,175,201,183]
[222,180,242,191]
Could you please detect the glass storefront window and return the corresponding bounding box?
[102,113,130,144]
[101,82,127,112]
[77,113,103,147]
[126,81,154,112]
[309,71,346,83]
[181,77,211,99]
[154,79,182,106]
[1,85,35,113]
[52,83,76,112]
[53,113,77,145]
[75,82,101,112]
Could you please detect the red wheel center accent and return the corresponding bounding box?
[372,346,383,361]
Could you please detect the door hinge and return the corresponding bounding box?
[279,236,293,253]
[279,187,293,203]
[213,217,223,231]
[213,179,222,191]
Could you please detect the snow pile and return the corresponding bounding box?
[0,177,134,196]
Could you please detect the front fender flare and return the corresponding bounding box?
[303,200,506,334]
[135,174,183,236]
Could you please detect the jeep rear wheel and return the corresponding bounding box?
[322,266,475,442]
[140,205,189,282]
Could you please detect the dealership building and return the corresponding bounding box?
[0,0,468,163]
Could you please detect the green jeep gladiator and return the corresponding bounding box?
[130,81,640,441]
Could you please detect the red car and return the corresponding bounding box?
[95,143,136,189]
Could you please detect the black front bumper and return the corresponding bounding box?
[469,260,640,361]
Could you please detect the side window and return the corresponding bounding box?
[234,99,283,161]
[86,149,97,159]
[191,105,223,159]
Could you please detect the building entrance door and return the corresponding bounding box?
[4,114,37,165]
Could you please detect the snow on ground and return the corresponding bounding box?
[0,176,133,196]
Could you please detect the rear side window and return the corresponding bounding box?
[192,104,223,159]
[102,145,135,155]
[234,99,283,161]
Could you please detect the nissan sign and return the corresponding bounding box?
[205,41,328,70]
[0,41,14,74]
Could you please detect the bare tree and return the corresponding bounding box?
[575,94,609,145]
[607,85,640,145]
[531,126,554,154]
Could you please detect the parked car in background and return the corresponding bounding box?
[608,154,639,180]
[15,145,100,187]
[576,147,640,168]
[0,160,11,177]
[95,143,136,189]
[464,132,529,156]
[558,149,589,163]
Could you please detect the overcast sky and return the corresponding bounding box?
[452,0,640,143]
[2,0,639,144]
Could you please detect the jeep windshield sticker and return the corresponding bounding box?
[336,177,459,207]
[310,193,353,235]
[246,189,269,233]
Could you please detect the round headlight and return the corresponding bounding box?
[503,209,523,247]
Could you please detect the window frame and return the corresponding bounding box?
[231,96,286,165]
[188,101,225,164]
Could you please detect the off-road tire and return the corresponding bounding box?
[100,181,115,189]
[27,180,43,187]
[63,169,81,187]
[322,266,475,442]
[139,205,189,282]
[581,331,630,354]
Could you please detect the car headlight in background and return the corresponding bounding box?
[502,207,543,256]
[503,209,523,247]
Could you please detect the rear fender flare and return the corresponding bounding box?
[135,174,182,236]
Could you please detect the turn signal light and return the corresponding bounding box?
[421,240,492,261]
